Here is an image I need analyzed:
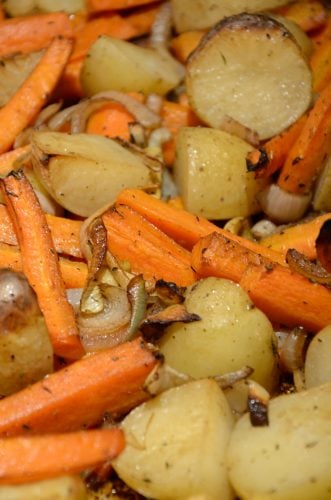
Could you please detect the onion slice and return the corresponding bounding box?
[247,381,270,427]
[286,248,331,285]
[258,183,311,223]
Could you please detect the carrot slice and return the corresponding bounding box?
[0,428,124,485]
[0,146,31,176]
[246,114,307,179]
[0,12,73,57]
[0,36,73,154]
[170,31,205,63]
[192,232,331,332]
[102,204,196,286]
[86,102,136,141]
[0,171,83,359]
[115,189,286,264]
[0,242,87,289]
[0,338,157,437]
[260,213,331,260]
[277,80,331,194]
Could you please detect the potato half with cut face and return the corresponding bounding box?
[186,13,312,140]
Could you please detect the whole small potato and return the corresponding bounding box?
[159,277,277,390]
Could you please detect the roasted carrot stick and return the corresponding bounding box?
[310,38,331,92]
[0,338,157,437]
[170,31,205,63]
[0,171,83,359]
[0,242,87,289]
[0,428,124,485]
[102,204,196,286]
[246,114,307,179]
[0,37,73,154]
[191,232,331,332]
[0,204,83,258]
[55,58,84,100]
[0,12,73,57]
[0,146,31,176]
[115,189,286,264]
[87,0,158,12]
[279,0,327,32]
[277,80,331,195]
[86,102,136,141]
[260,213,331,260]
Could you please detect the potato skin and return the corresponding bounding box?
[159,277,277,390]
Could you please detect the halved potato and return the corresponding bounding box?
[227,381,331,499]
[0,475,86,499]
[186,13,312,140]
[174,127,267,219]
[112,379,234,499]
[304,325,331,389]
[171,0,294,32]
[31,131,161,217]
[81,36,184,97]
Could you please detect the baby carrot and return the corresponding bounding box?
[0,36,73,154]
[0,428,124,485]
[192,232,331,332]
[0,338,157,437]
[0,171,83,359]
[115,189,286,264]
[102,204,196,286]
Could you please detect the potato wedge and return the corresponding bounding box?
[112,379,234,499]
[171,0,294,32]
[81,36,184,97]
[312,155,331,211]
[227,382,331,499]
[186,13,312,140]
[174,127,266,219]
[159,278,277,390]
[31,131,161,217]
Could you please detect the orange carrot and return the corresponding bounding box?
[0,338,157,437]
[310,38,331,92]
[0,146,31,176]
[277,80,331,194]
[0,12,73,57]
[0,204,83,258]
[191,232,331,332]
[87,0,158,12]
[103,204,196,286]
[260,213,331,260]
[124,3,159,37]
[0,171,83,359]
[0,428,124,485]
[0,243,87,289]
[55,58,84,100]
[86,102,136,140]
[170,31,205,63]
[0,37,73,154]
[246,114,307,179]
[115,189,286,264]
[280,0,327,32]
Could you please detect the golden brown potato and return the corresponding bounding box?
[186,13,312,140]
[0,475,87,499]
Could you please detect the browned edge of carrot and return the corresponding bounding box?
[191,232,331,332]
[102,204,196,286]
[0,36,73,154]
[0,337,157,437]
[0,428,124,485]
[115,188,286,264]
[0,170,84,359]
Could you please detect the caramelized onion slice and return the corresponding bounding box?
[276,326,309,374]
[316,219,331,273]
[286,247,331,285]
[247,380,270,427]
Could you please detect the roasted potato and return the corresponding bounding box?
[305,325,331,389]
[0,475,87,499]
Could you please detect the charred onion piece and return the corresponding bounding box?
[144,303,200,326]
[153,279,185,304]
[80,217,108,314]
[214,366,254,390]
[126,274,148,338]
[277,327,309,374]
[144,361,191,397]
[247,381,270,427]
[286,247,331,285]
[316,219,331,273]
